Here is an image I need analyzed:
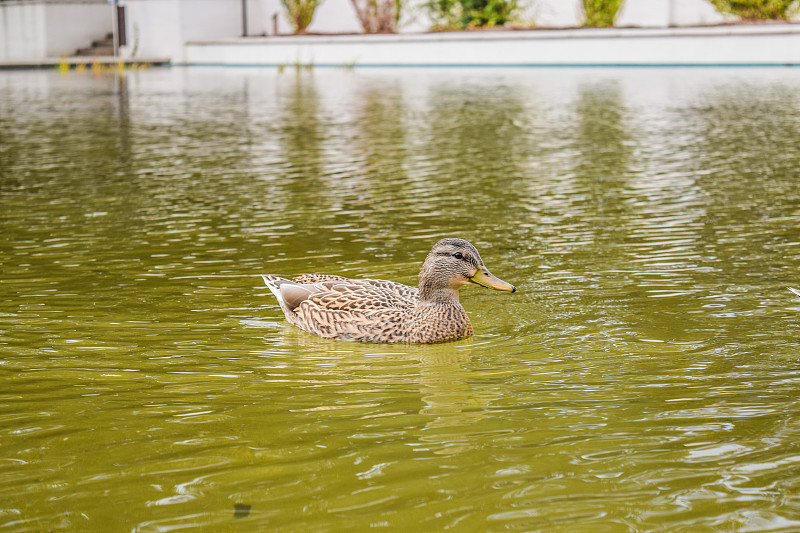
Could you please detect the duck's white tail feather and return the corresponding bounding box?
[262,275,287,306]
[790,287,800,298]
[262,275,321,312]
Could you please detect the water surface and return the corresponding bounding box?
[1,66,800,531]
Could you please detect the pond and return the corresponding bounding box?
[1,66,800,532]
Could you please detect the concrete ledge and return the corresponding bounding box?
[0,56,171,70]
[184,24,800,67]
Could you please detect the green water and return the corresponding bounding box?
[1,66,800,532]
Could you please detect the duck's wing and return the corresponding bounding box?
[292,274,352,284]
[295,299,411,342]
[308,281,417,310]
[264,274,421,341]
[361,279,419,303]
[291,276,419,307]
[294,281,420,341]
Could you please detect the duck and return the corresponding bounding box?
[261,237,515,343]
[790,288,800,298]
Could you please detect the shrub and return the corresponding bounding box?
[581,0,625,27]
[709,0,799,20]
[281,0,321,33]
[426,0,519,30]
[351,0,402,32]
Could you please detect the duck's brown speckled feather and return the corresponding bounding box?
[263,274,468,343]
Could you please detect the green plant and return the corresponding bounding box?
[426,0,463,29]
[426,0,518,29]
[709,0,799,19]
[464,0,516,26]
[281,0,321,33]
[581,0,625,27]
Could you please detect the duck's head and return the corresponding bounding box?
[419,238,515,302]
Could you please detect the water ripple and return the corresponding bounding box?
[2,67,800,532]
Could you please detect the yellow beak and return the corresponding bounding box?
[470,267,516,293]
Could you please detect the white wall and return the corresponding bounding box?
[0,2,47,61]
[618,0,725,27]
[123,0,277,60]
[44,3,113,56]
[0,0,110,62]
[179,0,247,40]
[121,0,181,59]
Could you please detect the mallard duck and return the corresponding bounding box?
[790,288,800,298]
[261,238,515,343]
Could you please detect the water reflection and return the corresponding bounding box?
[353,80,408,179]
[691,81,800,277]
[280,73,324,182]
[573,81,630,211]
[568,81,634,282]
[423,82,531,225]
[417,346,485,429]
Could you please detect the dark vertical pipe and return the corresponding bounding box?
[117,4,127,47]
[111,0,119,56]
[241,0,248,37]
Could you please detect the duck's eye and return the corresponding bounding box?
[453,252,463,260]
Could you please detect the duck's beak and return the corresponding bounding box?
[470,267,516,293]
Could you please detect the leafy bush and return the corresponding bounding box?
[281,0,321,33]
[709,0,799,20]
[427,0,518,30]
[581,0,625,27]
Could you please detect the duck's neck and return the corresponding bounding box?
[419,283,461,305]
[412,284,473,342]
